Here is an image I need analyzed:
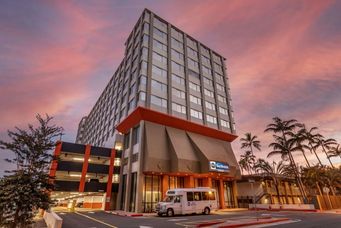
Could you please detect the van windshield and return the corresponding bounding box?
[162,196,175,202]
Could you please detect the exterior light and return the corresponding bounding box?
[73,158,84,161]
[69,174,82,177]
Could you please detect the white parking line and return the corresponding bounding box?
[247,219,301,227]
[168,218,188,222]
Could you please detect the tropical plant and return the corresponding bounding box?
[254,159,292,204]
[240,133,261,156]
[301,165,324,196]
[328,144,341,161]
[316,136,337,168]
[298,126,323,166]
[265,117,307,200]
[239,151,256,175]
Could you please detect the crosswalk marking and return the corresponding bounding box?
[168,218,188,222]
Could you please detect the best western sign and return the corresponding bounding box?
[209,161,229,172]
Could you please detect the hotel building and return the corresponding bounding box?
[70,8,240,212]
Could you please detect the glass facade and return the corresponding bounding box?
[143,175,162,212]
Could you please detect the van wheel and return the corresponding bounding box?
[157,212,163,217]
[167,208,174,217]
[203,207,210,215]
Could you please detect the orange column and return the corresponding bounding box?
[203,177,212,188]
[184,176,195,188]
[105,149,116,211]
[79,144,91,192]
[219,179,225,209]
[49,141,62,182]
[162,175,169,198]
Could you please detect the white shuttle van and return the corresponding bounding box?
[155,187,217,216]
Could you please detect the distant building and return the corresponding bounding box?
[75,116,87,144]
[70,8,240,212]
[236,174,303,208]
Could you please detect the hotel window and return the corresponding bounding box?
[124,132,130,149]
[171,74,185,85]
[154,17,167,29]
[206,114,217,124]
[187,47,198,58]
[201,46,210,55]
[190,95,201,105]
[202,65,212,76]
[152,51,167,64]
[201,55,211,66]
[142,34,149,45]
[139,75,147,86]
[143,23,149,33]
[216,83,225,92]
[152,65,167,79]
[214,63,223,72]
[132,125,140,145]
[190,109,202,119]
[171,61,184,73]
[205,101,216,111]
[114,158,121,167]
[128,98,135,111]
[171,28,183,41]
[154,26,167,37]
[141,47,149,60]
[171,37,183,49]
[172,102,186,114]
[188,69,200,80]
[172,87,185,99]
[188,58,199,70]
[113,174,120,183]
[187,37,197,47]
[216,73,224,81]
[151,95,167,108]
[171,49,183,61]
[204,88,214,98]
[203,77,213,86]
[218,95,227,104]
[219,107,228,115]
[129,83,136,96]
[153,39,167,51]
[140,61,148,74]
[151,79,167,93]
[138,91,146,101]
[189,82,201,92]
[221,119,230,128]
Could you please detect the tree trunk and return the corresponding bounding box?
[302,151,311,167]
[310,144,323,166]
[316,182,323,196]
[322,146,334,168]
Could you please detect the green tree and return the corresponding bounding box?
[0,114,63,228]
[327,144,341,161]
[240,132,261,156]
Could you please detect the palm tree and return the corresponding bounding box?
[299,126,323,166]
[327,144,341,161]
[323,167,341,196]
[240,133,261,156]
[292,130,311,167]
[254,159,291,204]
[316,136,337,168]
[239,151,256,175]
[265,117,307,200]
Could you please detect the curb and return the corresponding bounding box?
[196,220,225,227]
[217,218,290,228]
[248,208,317,212]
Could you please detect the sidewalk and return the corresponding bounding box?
[108,210,156,217]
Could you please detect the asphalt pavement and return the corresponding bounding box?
[57,210,341,228]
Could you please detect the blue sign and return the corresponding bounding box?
[209,161,229,172]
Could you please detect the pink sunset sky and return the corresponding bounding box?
[0,0,340,175]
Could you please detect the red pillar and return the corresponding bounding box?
[49,141,62,183]
[219,179,225,209]
[79,144,91,192]
[203,177,212,188]
[105,149,116,211]
[184,176,195,188]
